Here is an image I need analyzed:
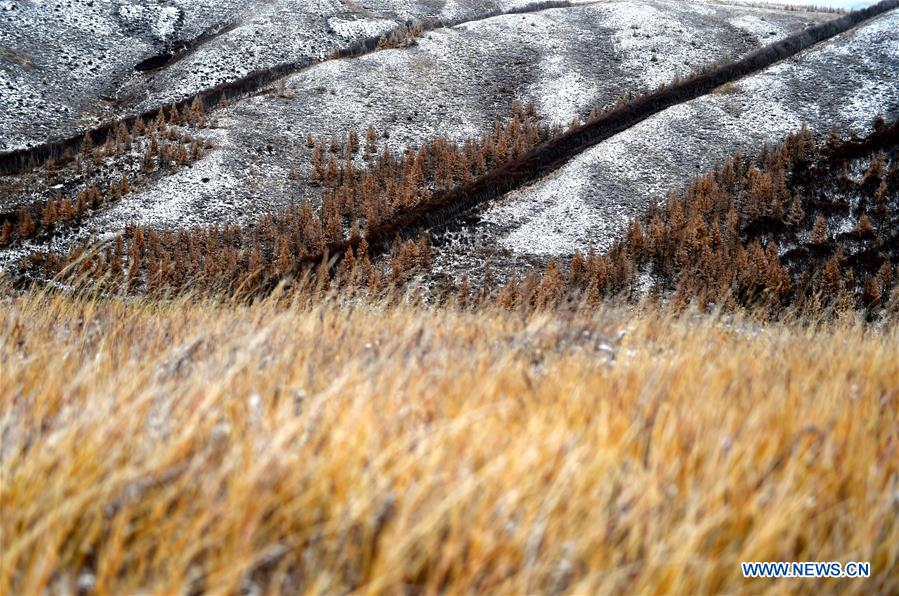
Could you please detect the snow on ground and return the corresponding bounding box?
[728,13,794,44]
[0,0,844,271]
[478,9,898,261]
[118,4,182,41]
[531,56,601,125]
[0,0,245,151]
[0,0,828,153]
[461,7,604,126]
[808,12,899,132]
[488,155,629,255]
[721,0,879,7]
[605,2,718,89]
[96,150,238,230]
[328,17,397,40]
[0,0,568,153]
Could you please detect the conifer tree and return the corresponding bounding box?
[792,122,815,166]
[329,133,342,154]
[325,155,341,189]
[853,213,873,238]
[42,196,59,227]
[863,275,881,306]
[647,214,665,257]
[337,244,357,282]
[348,130,360,155]
[0,220,12,247]
[537,260,564,308]
[189,96,206,127]
[862,152,885,193]
[17,209,35,239]
[810,214,828,245]
[709,221,722,249]
[365,125,378,158]
[786,195,805,228]
[415,234,431,270]
[627,220,645,260]
[309,142,325,187]
[821,254,841,294]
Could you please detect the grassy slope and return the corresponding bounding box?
[1,289,896,594]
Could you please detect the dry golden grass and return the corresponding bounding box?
[1,287,897,594]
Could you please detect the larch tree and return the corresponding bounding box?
[821,253,841,294]
[348,130,360,155]
[786,195,805,228]
[810,214,828,246]
[853,213,873,238]
[365,125,378,158]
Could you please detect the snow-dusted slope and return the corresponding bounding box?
[65,0,826,233]
[472,9,898,264]
[0,0,246,151]
[3,0,893,281]
[0,0,561,153]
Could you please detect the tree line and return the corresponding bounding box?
[24,114,898,319]
[26,101,553,296]
[490,119,898,314]
[0,100,209,249]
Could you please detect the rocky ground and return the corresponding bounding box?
[1,0,896,280]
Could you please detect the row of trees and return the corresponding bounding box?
[1,100,209,249]
[30,102,551,294]
[21,92,899,316]
[502,123,898,312]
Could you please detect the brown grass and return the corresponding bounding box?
[1,287,897,594]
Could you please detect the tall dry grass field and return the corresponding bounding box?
[1,288,897,594]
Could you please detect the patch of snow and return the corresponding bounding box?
[327,16,396,40]
[532,59,598,125]
[85,131,240,232]
[605,1,715,89]
[154,6,182,39]
[730,14,789,43]
[485,158,617,256]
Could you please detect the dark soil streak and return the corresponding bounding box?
[135,20,243,72]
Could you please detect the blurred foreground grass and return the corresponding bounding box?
[1,288,896,594]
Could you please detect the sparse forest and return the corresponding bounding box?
[26,101,554,295]
[0,99,210,248]
[513,119,899,314]
[23,106,898,319]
